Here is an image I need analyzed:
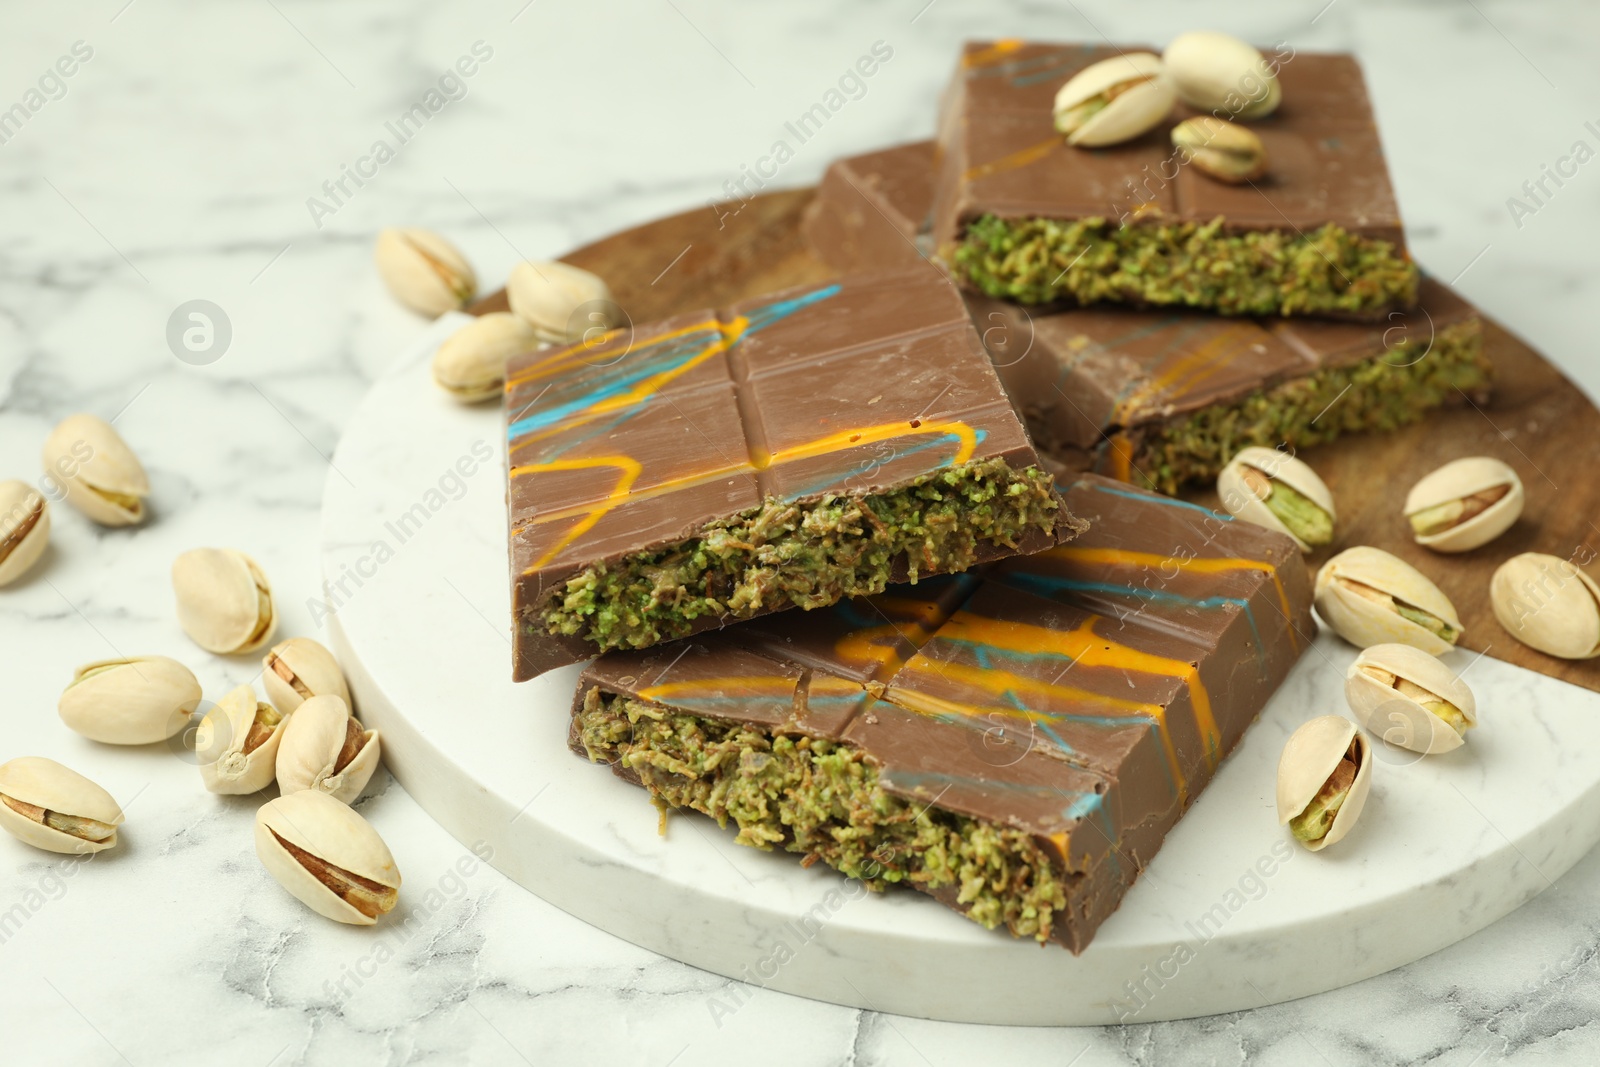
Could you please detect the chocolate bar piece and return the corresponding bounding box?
[979,280,1489,493]
[505,268,1084,680]
[806,141,1490,494]
[799,140,936,275]
[933,42,1418,318]
[570,474,1314,952]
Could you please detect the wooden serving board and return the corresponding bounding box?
[473,187,1600,693]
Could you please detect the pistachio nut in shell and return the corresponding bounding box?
[1172,116,1268,184]
[1315,546,1462,654]
[1162,31,1283,119]
[172,547,276,654]
[432,312,542,403]
[263,637,350,715]
[506,260,617,343]
[0,479,50,587]
[275,694,380,804]
[1491,553,1600,660]
[0,756,123,854]
[41,413,149,526]
[58,655,201,745]
[1277,716,1371,852]
[374,227,476,317]
[255,790,400,925]
[197,683,287,795]
[1217,446,1334,552]
[1403,457,1524,553]
[1052,52,1176,148]
[1346,643,1476,754]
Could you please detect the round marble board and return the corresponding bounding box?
[319,311,1600,1026]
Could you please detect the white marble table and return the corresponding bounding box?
[2,1,1598,1063]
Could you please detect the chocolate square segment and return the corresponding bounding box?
[933,42,1418,318]
[506,309,736,424]
[745,329,1038,502]
[510,381,752,511]
[804,141,1489,494]
[730,269,969,373]
[798,140,936,275]
[506,268,1079,679]
[570,474,1314,953]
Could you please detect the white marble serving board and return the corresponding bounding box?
[319,315,1600,1026]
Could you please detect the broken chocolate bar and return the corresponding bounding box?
[805,141,1490,494]
[570,474,1314,952]
[933,42,1418,318]
[505,268,1084,680]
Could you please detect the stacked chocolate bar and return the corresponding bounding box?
[803,47,1492,493]
[569,475,1312,951]
[509,39,1476,952]
[506,268,1081,678]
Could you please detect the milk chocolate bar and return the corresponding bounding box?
[505,268,1084,680]
[933,42,1418,318]
[805,142,1490,494]
[571,474,1314,952]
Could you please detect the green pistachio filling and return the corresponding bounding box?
[539,458,1060,653]
[1262,481,1332,546]
[1408,484,1510,537]
[1408,502,1462,537]
[952,215,1419,315]
[1289,750,1359,845]
[1289,788,1347,843]
[575,691,1070,943]
[1395,604,1461,645]
[1126,319,1488,494]
[1423,699,1467,735]
[1055,97,1108,135]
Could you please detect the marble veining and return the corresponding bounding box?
[3,0,1600,1063]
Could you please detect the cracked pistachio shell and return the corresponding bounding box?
[58,655,201,745]
[172,548,276,655]
[374,228,476,317]
[263,637,350,715]
[1052,52,1176,147]
[1315,546,1462,654]
[274,694,380,804]
[0,480,50,586]
[0,757,123,854]
[41,414,149,526]
[1276,716,1371,852]
[432,312,543,403]
[1491,553,1600,660]
[1217,447,1334,553]
[1346,643,1476,754]
[255,790,400,925]
[197,684,287,795]
[1163,31,1282,120]
[1403,457,1524,553]
[506,260,616,343]
[1171,115,1268,184]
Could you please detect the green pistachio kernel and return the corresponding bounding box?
[1262,481,1333,547]
[1396,604,1461,644]
[1289,754,1358,844]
